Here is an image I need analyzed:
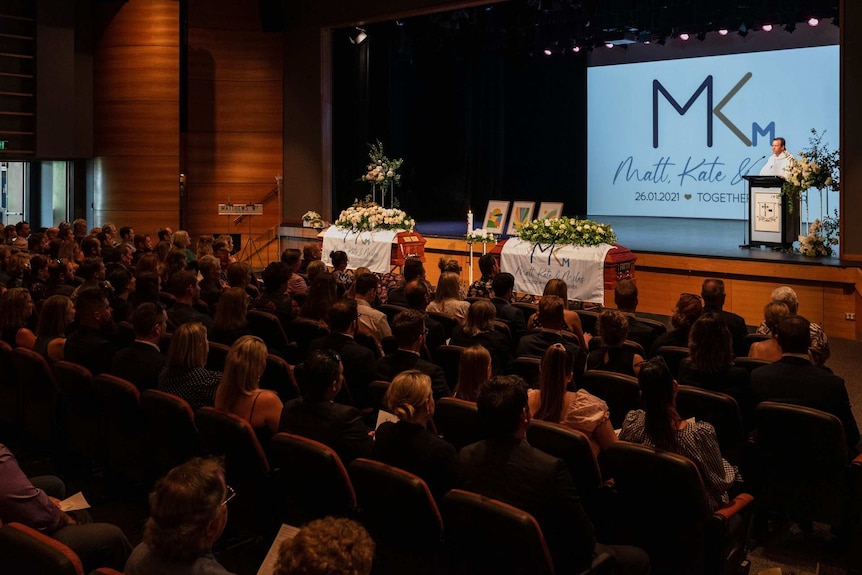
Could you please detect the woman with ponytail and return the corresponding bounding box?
[373,370,457,498]
[619,356,739,511]
[529,343,616,457]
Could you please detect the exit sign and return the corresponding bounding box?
[0,141,7,150]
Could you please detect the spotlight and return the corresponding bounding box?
[679,32,690,41]
[718,29,729,36]
[543,48,553,56]
[808,17,820,27]
[395,20,405,27]
[761,24,773,32]
[605,43,614,49]
[349,27,368,45]
[572,45,581,53]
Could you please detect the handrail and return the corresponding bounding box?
[233,184,280,226]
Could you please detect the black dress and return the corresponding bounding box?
[586,347,637,376]
[373,419,457,499]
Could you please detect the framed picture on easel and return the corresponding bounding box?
[537,202,564,220]
[483,200,510,235]
[506,201,535,236]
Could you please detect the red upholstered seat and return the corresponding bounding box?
[0,522,85,575]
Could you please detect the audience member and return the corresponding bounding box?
[756,286,830,366]
[450,299,513,374]
[172,230,197,268]
[701,278,748,357]
[158,322,222,411]
[531,343,615,457]
[252,261,298,329]
[353,272,392,342]
[490,272,527,343]
[467,253,498,298]
[196,235,214,260]
[613,279,664,352]
[526,279,589,349]
[458,376,650,575]
[306,260,327,287]
[0,443,132,572]
[167,270,213,331]
[386,257,429,306]
[279,349,373,463]
[309,299,377,409]
[161,250,189,289]
[65,288,120,375]
[376,309,450,400]
[210,287,252,345]
[374,370,457,499]
[650,292,703,356]
[299,242,322,275]
[330,250,354,294]
[516,295,586,376]
[751,315,860,452]
[274,517,374,575]
[300,271,338,325]
[0,287,36,349]
[403,279,446,353]
[619,357,740,511]
[107,266,134,323]
[586,309,643,376]
[427,271,470,323]
[125,458,234,575]
[227,261,259,299]
[281,248,308,301]
[110,302,168,392]
[215,335,282,445]
[33,295,74,362]
[453,345,491,402]
[748,302,788,362]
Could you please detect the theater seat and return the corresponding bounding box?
[140,390,203,479]
[433,397,483,451]
[580,370,640,429]
[0,522,84,575]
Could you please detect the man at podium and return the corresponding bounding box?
[760,137,792,176]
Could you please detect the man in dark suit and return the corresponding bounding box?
[490,272,527,344]
[701,278,748,357]
[458,376,650,575]
[309,299,377,409]
[376,309,450,400]
[403,280,446,354]
[385,258,426,307]
[751,315,860,452]
[279,349,373,464]
[65,288,121,376]
[516,295,586,376]
[110,302,168,392]
[166,270,213,332]
[614,280,665,352]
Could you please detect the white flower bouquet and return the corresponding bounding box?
[781,129,839,212]
[516,217,617,247]
[334,201,415,233]
[302,211,321,222]
[465,229,497,244]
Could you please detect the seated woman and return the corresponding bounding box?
[586,309,643,376]
[300,272,338,326]
[209,287,252,346]
[0,287,36,349]
[453,345,491,402]
[678,312,755,429]
[649,292,703,356]
[450,299,513,374]
[34,295,74,362]
[158,322,222,411]
[748,301,788,362]
[330,250,354,295]
[619,356,740,511]
[426,272,470,323]
[528,343,616,458]
[373,370,457,499]
[125,458,232,575]
[526,278,589,349]
[437,256,466,299]
[214,335,282,446]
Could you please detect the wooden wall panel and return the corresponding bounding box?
[187,79,283,133]
[185,133,282,183]
[93,0,179,233]
[188,30,283,82]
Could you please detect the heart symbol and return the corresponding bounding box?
[684,194,692,200]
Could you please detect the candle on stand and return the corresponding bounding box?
[467,208,473,234]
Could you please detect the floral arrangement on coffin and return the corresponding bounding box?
[781,129,839,212]
[362,140,404,207]
[516,217,617,247]
[334,201,415,233]
[301,211,325,229]
[798,210,839,257]
[465,229,497,244]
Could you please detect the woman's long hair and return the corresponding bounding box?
[0,288,33,331]
[638,357,679,451]
[688,312,733,373]
[534,343,574,422]
[433,272,462,303]
[454,345,491,401]
[36,295,74,339]
[212,287,249,332]
[671,293,703,332]
[215,335,267,411]
[463,299,496,337]
[597,309,628,348]
[301,272,338,321]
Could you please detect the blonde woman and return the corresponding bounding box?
[748,302,788,362]
[215,336,282,445]
[373,370,457,498]
[426,272,470,323]
[158,322,222,411]
[0,287,36,349]
[34,295,74,362]
[172,230,197,265]
[453,345,491,402]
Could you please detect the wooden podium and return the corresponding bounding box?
[743,175,799,248]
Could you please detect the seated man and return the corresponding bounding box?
[354,272,392,344]
[751,315,860,452]
[166,270,213,332]
[490,272,527,344]
[0,443,132,572]
[613,279,664,352]
[125,458,234,574]
[701,278,748,358]
[458,377,649,575]
[279,349,373,463]
[110,302,168,392]
[756,286,830,365]
[516,295,586,376]
[376,309,450,400]
[65,287,121,376]
[385,257,427,307]
[274,517,374,575]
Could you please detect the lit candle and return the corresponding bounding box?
[467,208,473,234]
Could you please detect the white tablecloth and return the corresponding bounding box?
[321,227,398,274]
[500,238,613,304]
